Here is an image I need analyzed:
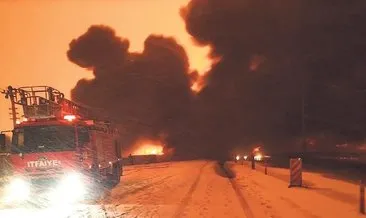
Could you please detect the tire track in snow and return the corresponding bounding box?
[173,161,209,218]
[220,162,255,218]
[100,175,176,217]
[120,175,175,200]
[102,175,174,204]
[279,196,320,218]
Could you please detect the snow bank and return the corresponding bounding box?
[231,162,364,218]
[255,163,360,206]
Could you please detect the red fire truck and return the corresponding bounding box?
[0,86,122,205]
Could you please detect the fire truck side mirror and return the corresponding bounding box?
[0,134,6,148]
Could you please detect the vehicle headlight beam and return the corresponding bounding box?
[2,178,30,203]
[49,172,86,205]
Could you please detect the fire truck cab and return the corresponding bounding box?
[0,86,122,205]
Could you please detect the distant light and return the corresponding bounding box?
[85,120,94,125]
[244,155,248,160]
[64,115,76,122]
[15,120,21,125]
[254,154,263,161]
[236,155,240,161]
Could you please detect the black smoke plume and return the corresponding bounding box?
[68,0,366,157]
[67,25,196,156]
[182,0,366,153]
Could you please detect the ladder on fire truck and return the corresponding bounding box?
[1,86,93,126]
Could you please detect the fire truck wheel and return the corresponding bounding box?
[106,163,120,187]
[113,164,121,184]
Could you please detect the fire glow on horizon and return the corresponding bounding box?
[133,141,165,156]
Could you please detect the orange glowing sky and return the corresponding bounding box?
[0,0,211,131]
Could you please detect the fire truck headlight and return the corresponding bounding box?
[63,172,82,186]
[50,172,86,204]
[3,178,30,203]
[60,172,85,198]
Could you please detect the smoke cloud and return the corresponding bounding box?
[68,1,366,157]
[68,25,195,156]
[181,0,366,153]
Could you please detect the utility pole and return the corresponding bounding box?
[301,80,307,153]
[1,87,18,128]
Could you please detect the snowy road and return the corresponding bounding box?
[1,160,365,217]
[102,160,366,217]
[102,160,249,217]
[1,160,249,218]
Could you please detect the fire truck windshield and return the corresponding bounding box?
[11,125,89,153]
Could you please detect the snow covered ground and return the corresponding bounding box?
[231,161,365,218]
[0,160,365,217]
[0,161,248,218]
[102,160,247,217]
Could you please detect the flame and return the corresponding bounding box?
[190,73,206,93]
[189,46,221,94]
[133,141,164,156]
[191,81,203,93]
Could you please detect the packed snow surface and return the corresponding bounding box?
[0,160,364,217]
